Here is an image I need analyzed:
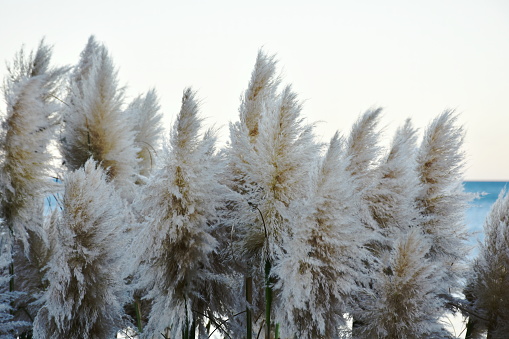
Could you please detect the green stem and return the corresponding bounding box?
[265,260,272,339]
[189,319,196,339]
[246,276,253,339]
[182,298,195,339]
[275,323,280,339]
[134,298,143,333]
[9,262,14,292]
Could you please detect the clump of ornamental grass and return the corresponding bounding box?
[0,40,68,336]
[416,110,471,296]
[367,119,421,240]
[351,119,426,337]
[33,159,127,339]
[131,88,230,338]
[60,36,138,193]
[0,38,480,339]
[273,132,363,338]
[467,189,509,338]
[0,39,67,247]
[355,230,445,339]
[345,108,384,231]
[226,50,321,338]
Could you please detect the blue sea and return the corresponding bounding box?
[464,181,508,247]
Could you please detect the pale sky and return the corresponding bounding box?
[1,0,508,180]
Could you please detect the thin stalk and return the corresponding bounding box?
[134,298,143,333]
[9,262,14,292]
[194,309,228,338]
[265,260,272,339]
[275,323,280,339]
[205,310,245,338]
[249,203,272,338]
[183,298,192,339]
[248,202,268,239]
[7,231,14,293]
[255,320,265,339]
[246,276,253,339]
[465,317,476,339]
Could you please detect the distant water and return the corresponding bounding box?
[464,181,508,246]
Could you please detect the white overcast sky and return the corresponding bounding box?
[1,0,508,180]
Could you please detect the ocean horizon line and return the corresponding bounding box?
[464,179,509,182]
